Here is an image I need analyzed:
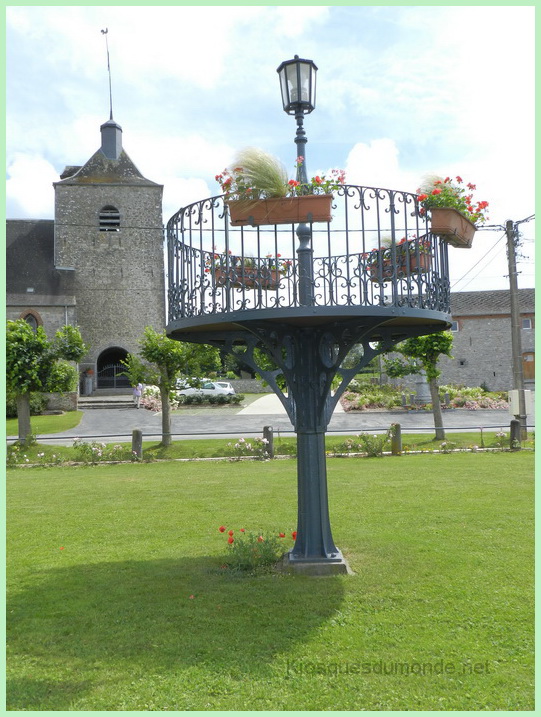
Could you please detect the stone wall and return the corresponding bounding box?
[54,183,166,365]
[43,392,78,412]
[438,317,535,391]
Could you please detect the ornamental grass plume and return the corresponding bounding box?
[417,174,489,224]
[215,147,346,201]
[217,147,289,200]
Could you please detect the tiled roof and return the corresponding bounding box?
[6,219,75,298]
[450,288,535,316]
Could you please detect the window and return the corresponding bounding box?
[21,310,41,331]
[522,318,532,330]
[99,205,120,232]
[450,321,459,332]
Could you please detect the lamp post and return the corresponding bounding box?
[276,56,349,574]
[277,55,317,307]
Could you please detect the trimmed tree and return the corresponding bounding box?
[383,331,453,440]
[6,320,87,442]
[126,327,220,446]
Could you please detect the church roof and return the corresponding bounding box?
[54,117,161,187]
[6,219,75,299]
[54,147,162,187]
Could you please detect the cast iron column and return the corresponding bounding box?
[287,330,345,570]
[285,112,348,573]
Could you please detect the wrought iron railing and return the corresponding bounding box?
[166,185,451,322]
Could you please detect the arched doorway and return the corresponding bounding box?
[97,347,130,389]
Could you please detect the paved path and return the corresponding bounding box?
[11,392,533,445]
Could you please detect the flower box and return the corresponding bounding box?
[369,260,393,283]
[369,252,431,282]
[227,194,333,226]
[213,267,281,290]
[399,252,432,274]
[430,207,476,248]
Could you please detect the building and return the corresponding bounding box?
[6,116,166,391]
[438,288,535,391]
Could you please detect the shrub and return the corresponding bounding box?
[6,392,47,418]
[334,430,391,457]
[45,360,78,393]
[72,439,134,464]
[225,437,270,460]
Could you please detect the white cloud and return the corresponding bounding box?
[6,155,58,219]
[345,139,416,192]
[162,178,213,223]
[6,5,534,291]
[274,6,330,37]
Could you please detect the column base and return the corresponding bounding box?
[276,550,354,576]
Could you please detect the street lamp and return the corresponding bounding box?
[277,56,317,188]
[277,55,317,115]
[276,55,318,307]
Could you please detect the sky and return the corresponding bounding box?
[5,4,536,292]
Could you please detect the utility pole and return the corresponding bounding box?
[505,219,527,439]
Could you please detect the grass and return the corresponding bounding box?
[7,452,534,710]
[6,411,83,437]
[7,429,533,466]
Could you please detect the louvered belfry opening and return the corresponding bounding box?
[99,205,120,232]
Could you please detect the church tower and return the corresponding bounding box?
[53,117,165,389]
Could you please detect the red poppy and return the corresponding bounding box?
[228,529,234,536]
[279,532,285,538]
[240,528,245,532]
[228,536,234,544]
[219,526,226,533]
[292,531,297,540]
[257,536,264,542]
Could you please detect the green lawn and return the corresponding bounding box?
[6,452,534,711]
[6,411,83,437]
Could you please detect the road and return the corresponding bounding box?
[14,393,532,445]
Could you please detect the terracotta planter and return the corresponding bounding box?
[213,267,281,290]
[369,261,393,282]
[369,252,431,282]
[399,252,432,274]
[430,207,476,248]
[228,194,333,226]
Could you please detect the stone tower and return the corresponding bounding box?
[53,117,165,389]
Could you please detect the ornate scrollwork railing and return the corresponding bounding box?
[166,184,451,322]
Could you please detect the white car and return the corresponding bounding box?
[176,379,235,396]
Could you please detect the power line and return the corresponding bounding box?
[451,232,506,289]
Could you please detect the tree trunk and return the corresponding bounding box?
[428,378,445,440]
[16,393,32,443]
[160,387,172,447]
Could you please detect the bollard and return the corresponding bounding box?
[132,429,143,460]
[444,392,450,407]
[390,423,402,455]
[263,425,274,459]
[510,420,521,451]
